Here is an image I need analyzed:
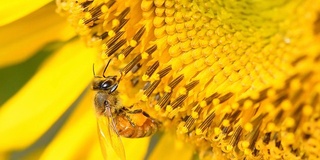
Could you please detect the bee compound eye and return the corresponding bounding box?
[101,80,114,89]
[109,84,118,93]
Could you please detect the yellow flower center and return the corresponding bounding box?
[57,0,320,159]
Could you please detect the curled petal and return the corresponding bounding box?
[0,41,94,152]
[0,3,75,68]
[0,0,52,26]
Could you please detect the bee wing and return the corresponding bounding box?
[97,114,126,160]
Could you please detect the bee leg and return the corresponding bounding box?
[121,107,143,114]
[122,108,149,117]
[127,109,143,114]
[141,111,162,128]
[141,111,151,117]
[121,107,162,127]
[123,114,136,126]
[124,108,157,122]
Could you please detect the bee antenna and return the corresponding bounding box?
[103,59,112,78]
[93,63,97,77]
[118,71,124,83]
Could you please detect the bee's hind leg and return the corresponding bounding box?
[123,108,152,118]
[121,106,162,127]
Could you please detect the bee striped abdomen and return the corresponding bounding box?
[115,115,158,138]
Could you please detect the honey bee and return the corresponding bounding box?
[92,60,160,160]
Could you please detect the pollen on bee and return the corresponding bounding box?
[129,113,147,126]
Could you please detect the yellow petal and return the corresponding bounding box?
[122,137,150,160]
[87,133,151,160]
[0,0,52,26]
[0,2,76,68]
[149,133,194,160]
[0,40,94,152]
[40,91,98,160]
[87,133,150,160]
[87,141,105,160]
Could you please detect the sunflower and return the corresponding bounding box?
[1,0,320,160]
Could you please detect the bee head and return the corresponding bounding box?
[92,76,118,93]
[92,59,120,93]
